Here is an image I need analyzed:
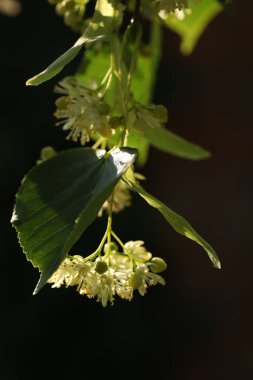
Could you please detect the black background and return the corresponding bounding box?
[1,1,252,379]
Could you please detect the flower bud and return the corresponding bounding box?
[151,105,168,123]
[129,272,143,289]
[150,257,167,273]
[40,146,56,161]
[104,242,118,255]
[98,101,110,115]
[110,116,122,129]
[55,96,68,110]
[95,261,108,274]
[64,10,79,28]
[63,0,76,11]
[56,3,66,15]
[99,124,114,139]
[133,117,147,133]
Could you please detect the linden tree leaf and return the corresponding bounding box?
[123,169,221,268]
[133,123,210,160]
[163,0,223,55]
[26,36,88,87]
[26,0,124,86]
[11,147,137,293]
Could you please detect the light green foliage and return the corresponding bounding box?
[163,0,223,54]
[123,169,221,269]
[27,0,124,86]
[12,0,224,304]
[135,122,210,160]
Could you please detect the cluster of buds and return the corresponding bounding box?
[48,240,167,307]
[128,102,168,133]
[54,76,115,145]
[48,0,88,32]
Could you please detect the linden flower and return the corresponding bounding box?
[47,241,167,306]
[124,240,152,262]
[54,77,112,145]
[80,266,133,307]
[48,255,133,307]
[130,264,166,296]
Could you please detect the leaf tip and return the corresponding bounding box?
[201,149,211,159]
[26,78,35,86]
[10,211,21,227]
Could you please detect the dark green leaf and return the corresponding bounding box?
[12,147,136,293]
[123,169,221,268]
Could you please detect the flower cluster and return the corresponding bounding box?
[54,76,114,145]
[48,0,88,31]
[48,240,167,307]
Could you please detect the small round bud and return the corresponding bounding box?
[64,11,79,28]
[95,261,108,274]
[129,272,143,289]
[98,101,110,115]
[99,124,113,139]
[151,105,168,123]
[109,116,122,129]
[55,96,68,110]
[133,117,147,133]
[150,257,167,273]
[63,0,76,11]
[56,3,66,15]
[40,146,56,161]
[103,242,118,255]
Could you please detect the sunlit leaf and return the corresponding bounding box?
[11,147,136,293]
[123,169,221,268]
[26,0,124,86]
[163,0,223,54]
[134,123,210,160]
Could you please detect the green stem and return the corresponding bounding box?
[83,216,111,262]
[106,190,114,256]
[92,137,105,150]
[111,230,135,269]
[111,230,125,250]
[121,24,142,146]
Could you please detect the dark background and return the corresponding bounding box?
[0,0,252,379]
